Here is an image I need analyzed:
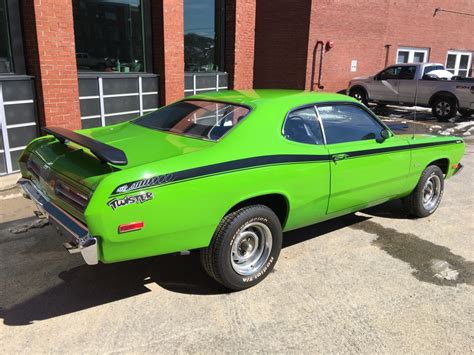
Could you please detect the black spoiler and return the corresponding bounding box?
[42,127,128,166]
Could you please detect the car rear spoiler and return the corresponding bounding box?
[42,127,128,166]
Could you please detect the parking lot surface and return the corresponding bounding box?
[1,120,473,353]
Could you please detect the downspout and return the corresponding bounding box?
[384,44,392,67]
[310,40,325,91]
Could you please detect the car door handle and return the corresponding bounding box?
[332,153,348,162]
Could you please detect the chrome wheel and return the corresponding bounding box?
[231,221,272,276]
[422,174,441,211]
[435,101,451,117]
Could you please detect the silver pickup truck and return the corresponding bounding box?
[347,63,474,121]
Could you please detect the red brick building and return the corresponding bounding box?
[0,0,473,175]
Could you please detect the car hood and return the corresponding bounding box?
[351,75,372,82]
[24,122,214,190]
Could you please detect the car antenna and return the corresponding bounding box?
[412,69,419,140]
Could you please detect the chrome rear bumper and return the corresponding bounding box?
[18,178,98,265]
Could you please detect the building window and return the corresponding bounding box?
[73,0,146,72]
[396,47,429,64]
[184,0,223,72]
[0,0,12,73]
[446,51,472,78]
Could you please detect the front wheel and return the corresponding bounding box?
[432,96,457,121]
[402,165,444,218]
[349,87,369,105]
[200,205,282,290]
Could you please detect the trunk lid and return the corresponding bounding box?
[24,122,214,190]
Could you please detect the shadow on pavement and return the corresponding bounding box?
[0,212,376,326]
[361,199,412,220]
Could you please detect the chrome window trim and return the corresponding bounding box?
[313,105,327,145]
[315,101,390,145]
[281,103,325,146]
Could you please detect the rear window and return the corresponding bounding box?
[133,100,250,141]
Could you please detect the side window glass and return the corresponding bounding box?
[283,106,324,145]
[399,66,416,80]
[379,66,402,80]
[318,105,384,144]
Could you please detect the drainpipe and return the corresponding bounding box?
[384,44,392,67]
[311,41,325,91]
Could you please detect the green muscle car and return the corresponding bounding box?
[18,90,464,290]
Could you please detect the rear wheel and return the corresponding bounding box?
[200,205,282,290]
[349,87,369,105]
[403,165,444,218]
[431,96,457,121]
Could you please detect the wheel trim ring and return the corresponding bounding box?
[422,174,441,211]
[230,221,273,276]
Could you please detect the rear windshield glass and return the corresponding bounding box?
[133,100,250,141]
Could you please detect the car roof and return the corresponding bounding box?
[389,63,444,67]
[188,89,356,109]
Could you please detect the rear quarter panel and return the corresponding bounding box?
[402,136,464,195]
[85,103,331,263]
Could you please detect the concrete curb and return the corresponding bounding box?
[0,173,21,191]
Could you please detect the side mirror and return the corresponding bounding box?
[377,128,391,143]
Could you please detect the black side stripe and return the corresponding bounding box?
[346,140,462,158]
[110,140,462,195]
[111,154,329,195]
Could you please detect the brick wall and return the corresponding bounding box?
[225,0,256,89]
[151,0,184,105]
[253,0,313,89]
[307,0,474,92]
[21,0,81,130]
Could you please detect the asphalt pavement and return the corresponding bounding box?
[0,118,473,353]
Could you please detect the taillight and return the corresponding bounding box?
[26,158,41,179]
[55,180,89,211]
[118,221,144,234]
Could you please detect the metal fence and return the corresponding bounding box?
[184,72,228,96]
[0,76,38,175]
[78,73,160,129]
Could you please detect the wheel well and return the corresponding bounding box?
[349,85,367,96]
[227,194,289,227]
[429,92,459,107]
[429,158,449,175]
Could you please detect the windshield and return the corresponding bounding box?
[133,100,250,141]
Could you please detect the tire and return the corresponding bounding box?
[402,165,444,218]
[200,205,282,290]
[431,96,458,121]
[349,87,369,105]
[458,108,473,117]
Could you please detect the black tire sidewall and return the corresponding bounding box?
[413,166,444,217]
[350,87,368,105]
[216,207,282,290]
[432,97,457,121]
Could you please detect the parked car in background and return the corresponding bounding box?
[18,90,464,290]
[347,63,474,121]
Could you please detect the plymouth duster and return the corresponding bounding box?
[18,90,465,290]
